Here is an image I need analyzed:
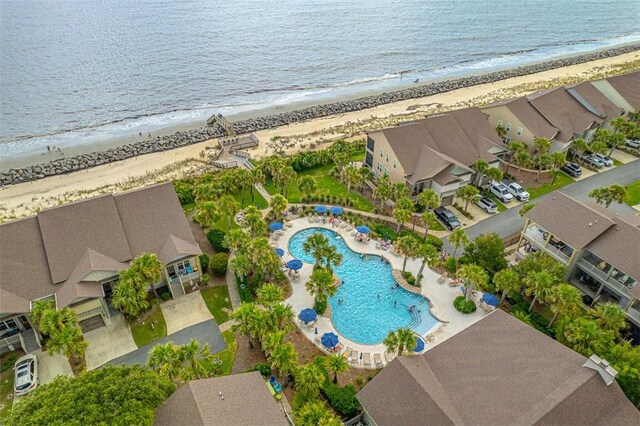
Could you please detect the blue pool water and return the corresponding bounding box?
[288,228,440,344]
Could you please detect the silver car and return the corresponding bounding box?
[592,153,613,167]
[14,354,39,396]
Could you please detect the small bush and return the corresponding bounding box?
[314,300,328,315]
[199,253,210,272]
[323,383,360,417]
[401,271,416,286]
[453,296,477,314]
[251,363,272,377]
[0,351,21,373]
[161,292,171,301]
[173,179,195,205]
[210,253,229,276]
[367,374,373,381]
[444,257,457,273]
[354,376,364,386]
[200,273,210,284]
[426,234,443,249]
[206,229,229,253]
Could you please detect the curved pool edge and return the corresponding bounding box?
[391,269,450,324]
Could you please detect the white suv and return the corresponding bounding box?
[505,182,530,201]
[488,181,513,203]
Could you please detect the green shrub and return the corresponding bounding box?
[200,273,210,284]
[401,271,416,285]
[206,229,229,253]
[314,300,328,315]
[210,253,229,276]
[323,383,360,417]
[444,257,457,273]
[453,296,477,314]
[426,234,443,249]
[173,179,195,205]
[354,376,364,386]
[160,292,171,301]
[199,253,210,272]
[0,351,20,373]
[250,363,272,377]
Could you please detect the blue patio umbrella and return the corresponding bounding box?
[413,337,425,353]
[356,225,370,234]
[286,259,303,271]
[321,332,340,348]
[315,205,328,213]
[298,308,317,323]
[482,293,500,307]
[269,221,283,231]
[330,206,343,215]
[274,248,285,257]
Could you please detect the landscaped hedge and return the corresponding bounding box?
[323,382,361,417]
[199,253,210,272]
[210,253,229,276]
[444,257,457,273]
[206,229,229,253]
[314,300,328,315]
[401,271,416,286]
[453,296,477,314]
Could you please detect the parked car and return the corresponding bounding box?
[581,154,605,169]
[434,206,461,230]
[503,181,530,201]
[560,162,582,177]
[14,354,39,396]
[476,196,497,214]
[488,181,513,203]
[625,139,640,149]
[592,153,613,167]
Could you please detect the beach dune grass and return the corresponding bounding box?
[129,303,167,348]
[625,180,640,206]
[264,163,373,212]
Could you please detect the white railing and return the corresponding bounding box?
[577,259,635,297]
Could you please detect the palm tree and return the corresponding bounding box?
[305,268,337,305]
[392,204,413,233]
[534,153,552,181]
[322,245,343,273]
[610,116,628,134]
[30,299,55,332]
[547,283,582,326]
[296,401,341,426]
[323,354,350,384]
[589,303,628,341]
[224,228,250,253]
[262,331,285,359]
[456,185,479,212]
[229,303,259,348]
[373,174,392,211]
[303,233,330,268]
[514,150,531,179]
[421,210,436,241]
[38,306,77,335]
[131,253,163,298]
[297,175,316,196]
[448,228,469,258]
[532,137,551,156]
[512,310,533,326]
[396,234,420,272]
[571,138,588,160]
[492,268,521,305]
[563,317,615,357]
[256,283,284,307]
[456,263,489,300]
[111,279,149,318]
[250,167,265,203]
[295,363,325,399]
[235,168,252,207]
[218,194,240,231]
[243,208,266,237]
[486,166,503,183]
[550,151,566,185]
[471,159,489,186]
[505,141,526,175]
[383,328,416,356]
[524,270,558,312]
[147,342,183,381]
[47,323,88,375]
[267,304,295,334]
[230,254,251,281]
[416,242,438,286]
[331,151,350,181]
[220,171,239,195]
[495,124,507,139]
[178,339,214,380]
[194,201,219,230]
[343,165,360,199]
[607,132,626,157]
[357,166,374,192]
[589,184,628,208]
[269,342,298,383]
[269,194,288,220]
[418,189,440,211]
[391,182,410,201]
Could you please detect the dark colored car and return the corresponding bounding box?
[435,206,461,230]
[560,162,582,177]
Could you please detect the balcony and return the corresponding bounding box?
[627,307,640,325]
[576,257,639,298]
[521,224,574,264]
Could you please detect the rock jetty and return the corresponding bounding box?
[2,44,639,186]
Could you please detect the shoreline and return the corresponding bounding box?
[2,43,640,184]
[1,48,640,221]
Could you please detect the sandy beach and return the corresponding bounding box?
[1,50,639,221]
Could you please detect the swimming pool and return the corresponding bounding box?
[288,227,440,345]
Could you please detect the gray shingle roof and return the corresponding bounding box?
[606,71,640,110]
[357,310,640,426]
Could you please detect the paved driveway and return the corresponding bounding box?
[84,314,137,370]
[107,319,225,366]
[161,291,213,334]
[34,349,73,384]
[442,160,640,256]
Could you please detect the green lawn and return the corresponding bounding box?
[625,180,640,206]
[212,189,269,231]
[0,369,14,420]
[130,303,167,348]
[204,330,237,376]
[201,286,232,324]
[426,216,445,231]
[486,194,507,212]
[612,159,623,167]
[526,173,575,200]
[264,163,373,212]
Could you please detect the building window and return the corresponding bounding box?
[516,127,523,136]
[366,137,374,152]
[380,148,383,158]
[503,137,511,144]
[393,159,397,169]
[384,168,390,176]
[167,259,193,279]
[505,123,512,132]
[377,161,383,172]
[497,120,503,127]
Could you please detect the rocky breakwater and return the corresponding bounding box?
[2,43,639,187]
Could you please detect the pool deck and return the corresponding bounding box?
[277,216,488,368]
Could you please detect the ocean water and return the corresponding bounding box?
[1,0,639,160]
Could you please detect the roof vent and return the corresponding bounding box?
[589,222,592,227]
[583,355,618,386]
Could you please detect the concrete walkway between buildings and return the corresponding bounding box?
[84,314,137,370]
[218,320,234,332]
[160,291,213,335]
[254,183,272,202]
[225,264,242,309]
[107,319,226,367]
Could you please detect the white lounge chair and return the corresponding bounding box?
[373,353,384,368]
[363,352,372,369]
[350,350,359,365]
